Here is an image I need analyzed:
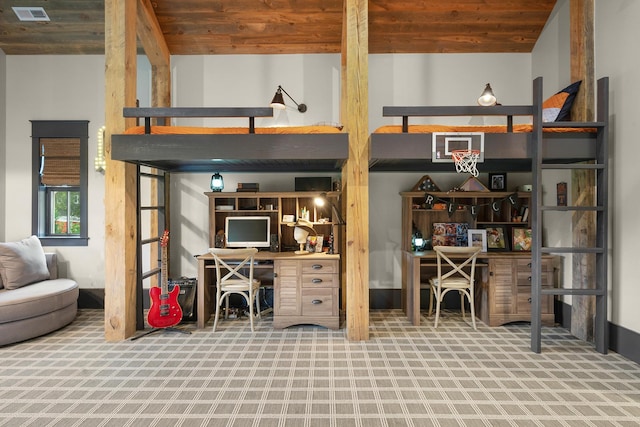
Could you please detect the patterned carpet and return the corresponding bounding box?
[0,309,639,427]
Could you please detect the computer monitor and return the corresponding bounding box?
[225,216,271,248]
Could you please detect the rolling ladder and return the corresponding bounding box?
[530,77,609,353]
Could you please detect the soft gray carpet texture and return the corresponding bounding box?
[1,309,639,426]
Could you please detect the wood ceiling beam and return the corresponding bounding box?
[137,0,170,67]
[104,0,139,341]
[342,0,370,341]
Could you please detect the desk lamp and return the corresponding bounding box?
[314,193,345,225]
[314,193,345,254]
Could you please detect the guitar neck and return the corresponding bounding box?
[161,244,168,294]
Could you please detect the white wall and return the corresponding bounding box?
[4,55,106,287]
[369,53,532,127]
[595,0,640,331]
[0,49,6,241]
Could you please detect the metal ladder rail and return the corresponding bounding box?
[530,77,609,353]
[135,167,169,330]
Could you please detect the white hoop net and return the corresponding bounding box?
[452,150,480,177]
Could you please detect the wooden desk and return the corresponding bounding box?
[402,250,555,327]
[197,251,340,329]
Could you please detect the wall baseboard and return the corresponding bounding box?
[78,289,104,309]
[80,288,639,364]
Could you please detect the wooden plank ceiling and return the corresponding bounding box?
[0,0,557,55]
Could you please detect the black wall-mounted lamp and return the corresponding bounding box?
[270,85,307,113]
[477,83,497,106]
[210,172,224,192]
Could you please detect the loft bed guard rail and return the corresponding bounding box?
[123,107,274,134]
[369,77,606,172]
[111,106,349,173]
[384,105,534,133]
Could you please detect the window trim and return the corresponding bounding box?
[31,120,89,247]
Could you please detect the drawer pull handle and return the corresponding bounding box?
[311,299,323,305]
[312,278,323,283]
[312,264,323,270]
[528,297,532,304]
[528,276,532,282]
[528,262,532,268]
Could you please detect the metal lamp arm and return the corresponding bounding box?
[279,85,307,113]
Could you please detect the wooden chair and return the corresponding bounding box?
[208,248,261,332]
[428,246,482,330]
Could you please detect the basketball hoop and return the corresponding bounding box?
[451,149,481,177]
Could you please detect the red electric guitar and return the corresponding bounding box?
[147,231,183,329]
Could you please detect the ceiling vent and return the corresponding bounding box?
[12,7,50,22]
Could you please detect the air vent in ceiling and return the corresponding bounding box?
[12,7,50,22]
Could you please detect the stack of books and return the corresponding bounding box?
[236,183,259,192]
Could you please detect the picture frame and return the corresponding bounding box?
[305,235,319,253]
[481,224,510,251]
[512,228,532,251]
[488,173,507,191]
[557,182,567,206]
[468,229,487,252]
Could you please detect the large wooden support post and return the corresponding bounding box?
[570,0,596,343]
[137,0,172,286]
[148,64,171,285]
[342,0,369,341]
[104,0,138,341]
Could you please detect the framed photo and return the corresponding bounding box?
[468,229,487,252]
[488,173,507,191]
[305,235,319,252]
[482,225,510,251]
[512,228,532,251]
[557,182,567,206]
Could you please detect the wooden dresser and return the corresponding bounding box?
[475,254,556,327]
[274,256,340,330]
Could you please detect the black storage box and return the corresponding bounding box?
[295,177,332,192]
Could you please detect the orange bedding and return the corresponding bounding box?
[125,125,343,135]
[374,124,596,133]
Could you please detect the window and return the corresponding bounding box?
[32,121,89,246]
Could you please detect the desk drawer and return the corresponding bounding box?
[302,273,338,288]
[301,260,338,274]
[301,288,338,317]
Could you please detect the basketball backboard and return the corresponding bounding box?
[432,132,484,163]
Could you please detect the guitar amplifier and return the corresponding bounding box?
[168,277,197,322]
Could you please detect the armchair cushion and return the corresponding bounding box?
[0,236,50,290]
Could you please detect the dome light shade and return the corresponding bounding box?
[269,85,307,113]
[478,83,497,106]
